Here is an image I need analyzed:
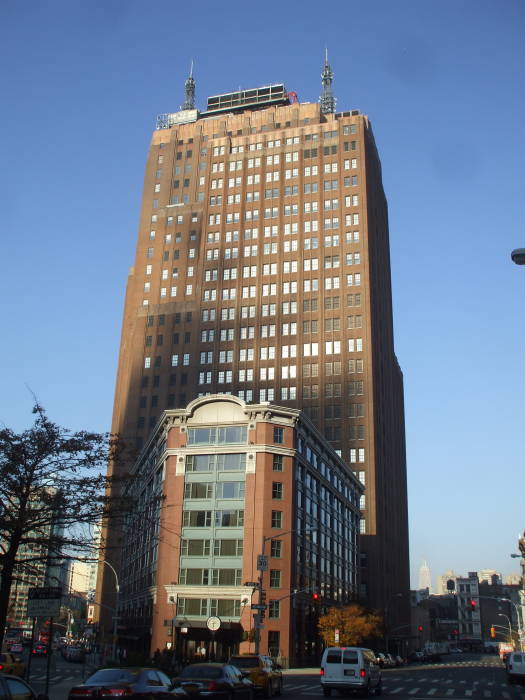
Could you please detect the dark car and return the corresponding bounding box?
[31,645,48,657]
[68,668,174,700]
[172,663,254,699]
[0,673,48,700]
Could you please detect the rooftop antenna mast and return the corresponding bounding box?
[319,48,336,115]
[181,61,196,110]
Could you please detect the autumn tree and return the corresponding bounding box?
[0,403,132,648]
[318,603,384,647]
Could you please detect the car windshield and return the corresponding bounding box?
[86,670,140,684]
[229,658,258,668]
[180,665,223,679]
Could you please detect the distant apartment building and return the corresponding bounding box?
[6,534,63,629]
[435,569,458,595]
[456,573,481,645]
[117,395,363,666]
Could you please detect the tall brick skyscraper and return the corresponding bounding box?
[100,62,409,632]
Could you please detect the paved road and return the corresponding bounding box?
[282,654,524,699]
[21,651,524,700]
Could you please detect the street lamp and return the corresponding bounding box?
[100,560,120,662]
[384,593,403,654]
[253,527,316,655]
[498,613,513,644]
[511,248,525,265]
[498,598,523,650]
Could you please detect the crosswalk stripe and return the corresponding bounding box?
[408,688,421,696]
[426,689,437,696]
[388,688,404,695]
[465,691,473,697]
[445,690,454,697]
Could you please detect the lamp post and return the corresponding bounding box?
[498,598,523,651]
[253,527,315,655]
[498,613,513,644]
[100,560,120,661]
[384,593,403,654]
[511,249,525,265]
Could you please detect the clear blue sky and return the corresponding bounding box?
[1,0,524,590]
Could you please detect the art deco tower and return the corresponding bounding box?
[101,62,409,623]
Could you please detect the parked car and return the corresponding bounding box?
[68,668,174,700]
[394,655,405,667]
[9,644,23,655]
[63,646,86,663]
[384,654,396,668]
[320,646,381,697]
[31,645,47,657]
[507,652,525,684]
[172,663,254,699]
[449,648,463,654]
[375,652,387,667]
[0,673,48,700]
[228,654,282,696]
[408,650,426,663]
[0,653,26,678]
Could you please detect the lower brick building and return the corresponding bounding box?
[117,394,363,666]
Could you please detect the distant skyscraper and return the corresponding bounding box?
[418,560,432,592]
[99,58,410,642]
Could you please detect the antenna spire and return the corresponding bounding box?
[181,62,196,110]
[319,49,336,115]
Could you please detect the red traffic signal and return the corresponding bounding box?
[469,599,476,611]
[312,593,320,601]
[490,625,496,639]
[417,625,423,632]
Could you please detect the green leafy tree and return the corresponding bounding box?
[0,404,131,648]
[318,603,384,647]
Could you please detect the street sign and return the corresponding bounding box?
[244,581,259,588]
[27,587,62,618]
[257,555,268,572]
[251,604,268,610]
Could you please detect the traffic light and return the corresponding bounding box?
[312,592,320,602]
[490,626,496,639]
[469,599,476,611]
[417,625,423,632]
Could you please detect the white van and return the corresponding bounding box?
[320,646,382,696]
[507,651,525,683]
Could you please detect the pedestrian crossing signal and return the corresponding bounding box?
[490,626,496,639]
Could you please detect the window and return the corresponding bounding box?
[269,570,281,588]
[272,482,283,499]
[271,510,282,528]
[272,454,283,472]
[273,427,284,444]
[268,600,280,619]
[270,539,282,557]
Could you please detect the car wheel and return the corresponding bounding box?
[322,688,331,697]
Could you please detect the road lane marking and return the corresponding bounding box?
[388,688,404,694]
[426,689,437,695]
[408,688,421,695]
[444,690,454,697]
[465,691,473,697]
